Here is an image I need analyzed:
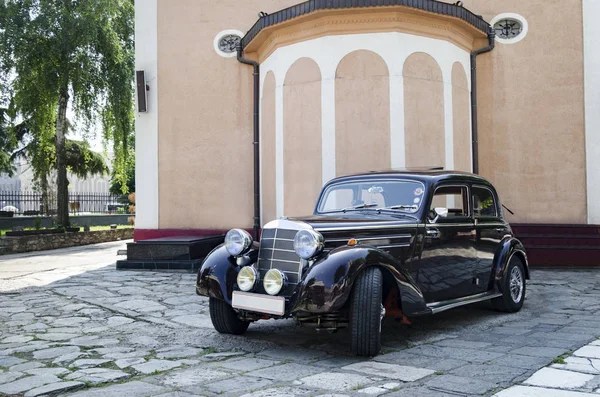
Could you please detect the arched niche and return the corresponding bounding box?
[335,50,391,176]
[403,52,445,169]
[283,57,322,216]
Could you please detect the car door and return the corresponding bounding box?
[472,185,508,293]
[417,184,477,302]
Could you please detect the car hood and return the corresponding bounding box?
[287,213,419,233]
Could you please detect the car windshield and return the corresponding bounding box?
[317,179,426,214]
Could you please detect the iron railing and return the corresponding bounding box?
[0,191,132,216]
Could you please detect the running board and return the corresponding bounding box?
[426,292,502,314]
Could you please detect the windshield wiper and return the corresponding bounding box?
[341,203,379,212]
[381,205,418,212]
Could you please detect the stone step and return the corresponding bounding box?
[116,259,203,271]
[126,235,224,261]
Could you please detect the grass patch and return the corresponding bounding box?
[552,355,567,364]
[434,371,444,375]
[200,347,218,355]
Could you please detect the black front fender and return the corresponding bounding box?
[491,237,529,294]
[288,245,427,316]
[195,244,258,305]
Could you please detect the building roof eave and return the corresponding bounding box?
[241,0,490,49]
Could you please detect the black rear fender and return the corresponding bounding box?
[490,237,530,294]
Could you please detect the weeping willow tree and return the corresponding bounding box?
[10,118,109,214]
[0,0,134,227]
[0,108,15,175]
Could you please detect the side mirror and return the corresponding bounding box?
[430,207,448,223]
[435,207,448,218]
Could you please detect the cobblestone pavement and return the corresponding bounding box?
[0,243,599,397]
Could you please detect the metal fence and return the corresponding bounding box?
[0,191,132,216]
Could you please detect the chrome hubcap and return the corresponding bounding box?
[509,266,523,303]
[379,304,386,332]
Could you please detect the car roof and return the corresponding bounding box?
[327,169,495,188]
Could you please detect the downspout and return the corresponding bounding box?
[236,43,261,239]
[470,27,496,174]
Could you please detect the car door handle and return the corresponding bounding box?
[426,229,440,238]
[494,228,504,232]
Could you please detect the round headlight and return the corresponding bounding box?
[237,266,258,292]
[293,229,324,260]
[225,229,252,256]
[263,269,286,296]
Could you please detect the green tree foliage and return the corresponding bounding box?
[0,0,134,227]
[0,108,16,175]
[109,155,134,195]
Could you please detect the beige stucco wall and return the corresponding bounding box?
[403,53,445,169]
[466,0,586,223]
[452,62,472,172]
[283,58,322,217]
[335,50,391,176]
[154,0,587,228]
[156,0,298,229]
[261,72,277,224]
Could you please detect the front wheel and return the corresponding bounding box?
[350,267,383,356]
[492,256,526,313]
[209,297,250,335]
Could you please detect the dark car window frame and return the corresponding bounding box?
[427,183,472,224]
[314,178,427,215]
[471,184,500,221]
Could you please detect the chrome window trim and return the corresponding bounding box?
[429,183,471,218]
[315,178,426,214]
[472,184,499,219]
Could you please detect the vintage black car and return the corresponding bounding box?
[196,170,529,356]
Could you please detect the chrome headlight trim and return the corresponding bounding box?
[293,229,324,260]
[225,228,253,257]
[263,269,287,296]
[236,266,259,292]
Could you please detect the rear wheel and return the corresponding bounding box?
[492,256,526,313]
[350,267,383,356]
[209,297,250,335]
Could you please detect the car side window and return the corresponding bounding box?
[472,186,498,218]
[430,185,469,219]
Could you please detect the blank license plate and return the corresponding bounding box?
[232,291,285,316]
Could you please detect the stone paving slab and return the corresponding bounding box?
[1,243,600,397]
[494,385,598,396]
[493,337,600,396]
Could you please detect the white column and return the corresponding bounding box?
[583,0,600,224]
[134,0,159,229]
[389,74,405,169]
[321,74,336,185]
[275,83,284,218]
[443,81,454,172]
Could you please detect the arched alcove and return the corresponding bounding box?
[335,50,391,176]
[283,58,322,216]
[403,52,445,168]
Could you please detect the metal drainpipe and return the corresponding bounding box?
[236,43,261,239]
[470,27,496,175]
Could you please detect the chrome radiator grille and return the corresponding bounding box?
[256,228,302,297]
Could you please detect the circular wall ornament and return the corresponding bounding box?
[490,13,528,44]
[213,30,244,58]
